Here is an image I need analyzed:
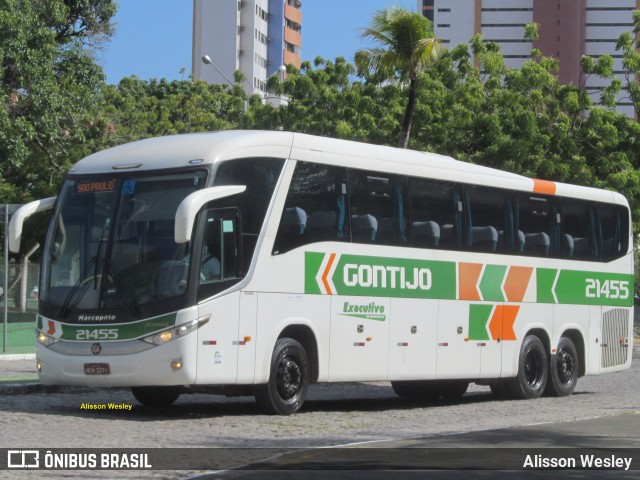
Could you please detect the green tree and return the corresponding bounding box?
[355,6,440,148]
[0,0,116,201]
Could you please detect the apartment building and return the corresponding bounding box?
[419,0,639,117]
[193,0,302,96]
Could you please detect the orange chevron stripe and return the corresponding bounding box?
[489,305,520,341]
[47,320,56,336]
[459,263,482,300]
[504,266,533,302]
[321,253,336,295]
[489,306,502,341]
[501,305,519,341]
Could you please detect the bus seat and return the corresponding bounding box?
[564,234,574,258]
[351,214,378,242]
[518,230,525,253]
[412,221,440,247]
[573,237,589,256]
[281,207,307,235]
[471,226,498,251]
[524,232,550,256]
[440,224,456,248]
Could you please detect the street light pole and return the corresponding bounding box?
[201,54,250,112]
[201,54,236,88]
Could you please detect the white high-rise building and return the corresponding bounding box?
[193,0,302,96]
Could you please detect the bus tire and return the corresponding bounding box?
[438,380,469,400]
[256,338,309,415]
[507,335,548,399]
[131,386,180,407]
[545,336,579,397]
[490,380,512,399]
[391,381,436,400]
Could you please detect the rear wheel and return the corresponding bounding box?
[131,386,181,407]
[438,380,469,400]
[507,335,548,399]
[391,381,436,400]
[391,380,468,401]
[490,380,512,399]
[545,336,579,397]
[256,338,309,415]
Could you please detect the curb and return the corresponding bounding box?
[0,382,126,396]
[0,353,36,361]
[0,382,85,395]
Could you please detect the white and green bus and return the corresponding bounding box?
[10,130,634,414]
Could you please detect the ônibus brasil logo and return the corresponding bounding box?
[304,252,456,300]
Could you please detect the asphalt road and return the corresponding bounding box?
[0,354,638,479]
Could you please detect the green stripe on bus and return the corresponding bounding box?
[479,264,507,302]
[537,268,633,307]
[469,304,493,340]
[38,313,178,342]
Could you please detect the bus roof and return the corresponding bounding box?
[70,130,627,206]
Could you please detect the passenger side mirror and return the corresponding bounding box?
[174,185,246,243]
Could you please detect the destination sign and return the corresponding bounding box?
[76,180,116,194]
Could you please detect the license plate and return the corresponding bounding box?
[84,363,111,375]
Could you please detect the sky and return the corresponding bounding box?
[99,0,417,84]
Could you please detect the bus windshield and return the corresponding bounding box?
[41,171,208,317]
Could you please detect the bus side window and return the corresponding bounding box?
[517,194,562,257]
[348,170,408,246]
[197,209,243,300]
[273,162,348,254]
[562,200,598,261]
[598,205,629,261]
[466,186,514,253]
[409,179,463,250]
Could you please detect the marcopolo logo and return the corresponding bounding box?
[305,252,456,300]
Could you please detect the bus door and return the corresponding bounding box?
[194,209,252,385]
[329,296,390,381]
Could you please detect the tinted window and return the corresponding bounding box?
[410,179,463,250]
[517,194,563,257]
[273,162,348,254]
[562,200,598,261]
[349,170,408,246]
[213,158,284,270]
[599,205,629,261]
[466,186,516,253]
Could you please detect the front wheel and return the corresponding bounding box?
[255,338,309,415]
[507,335,548,399]
[545,336,579,397]
[131,386,181,407]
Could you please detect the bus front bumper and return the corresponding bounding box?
[36,333,198,387]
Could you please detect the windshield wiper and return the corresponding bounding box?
[57,256,98,319]
[58,219,110,319]
[94,218,110,289]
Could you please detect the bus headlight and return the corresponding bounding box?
[36,330,59,347]
[141,316,209,346]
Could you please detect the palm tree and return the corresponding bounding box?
[355,6,441,148]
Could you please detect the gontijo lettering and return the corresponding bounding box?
[343,263,432,290]
[305,252,457,299]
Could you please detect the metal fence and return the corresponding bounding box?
[1,260,39,354]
